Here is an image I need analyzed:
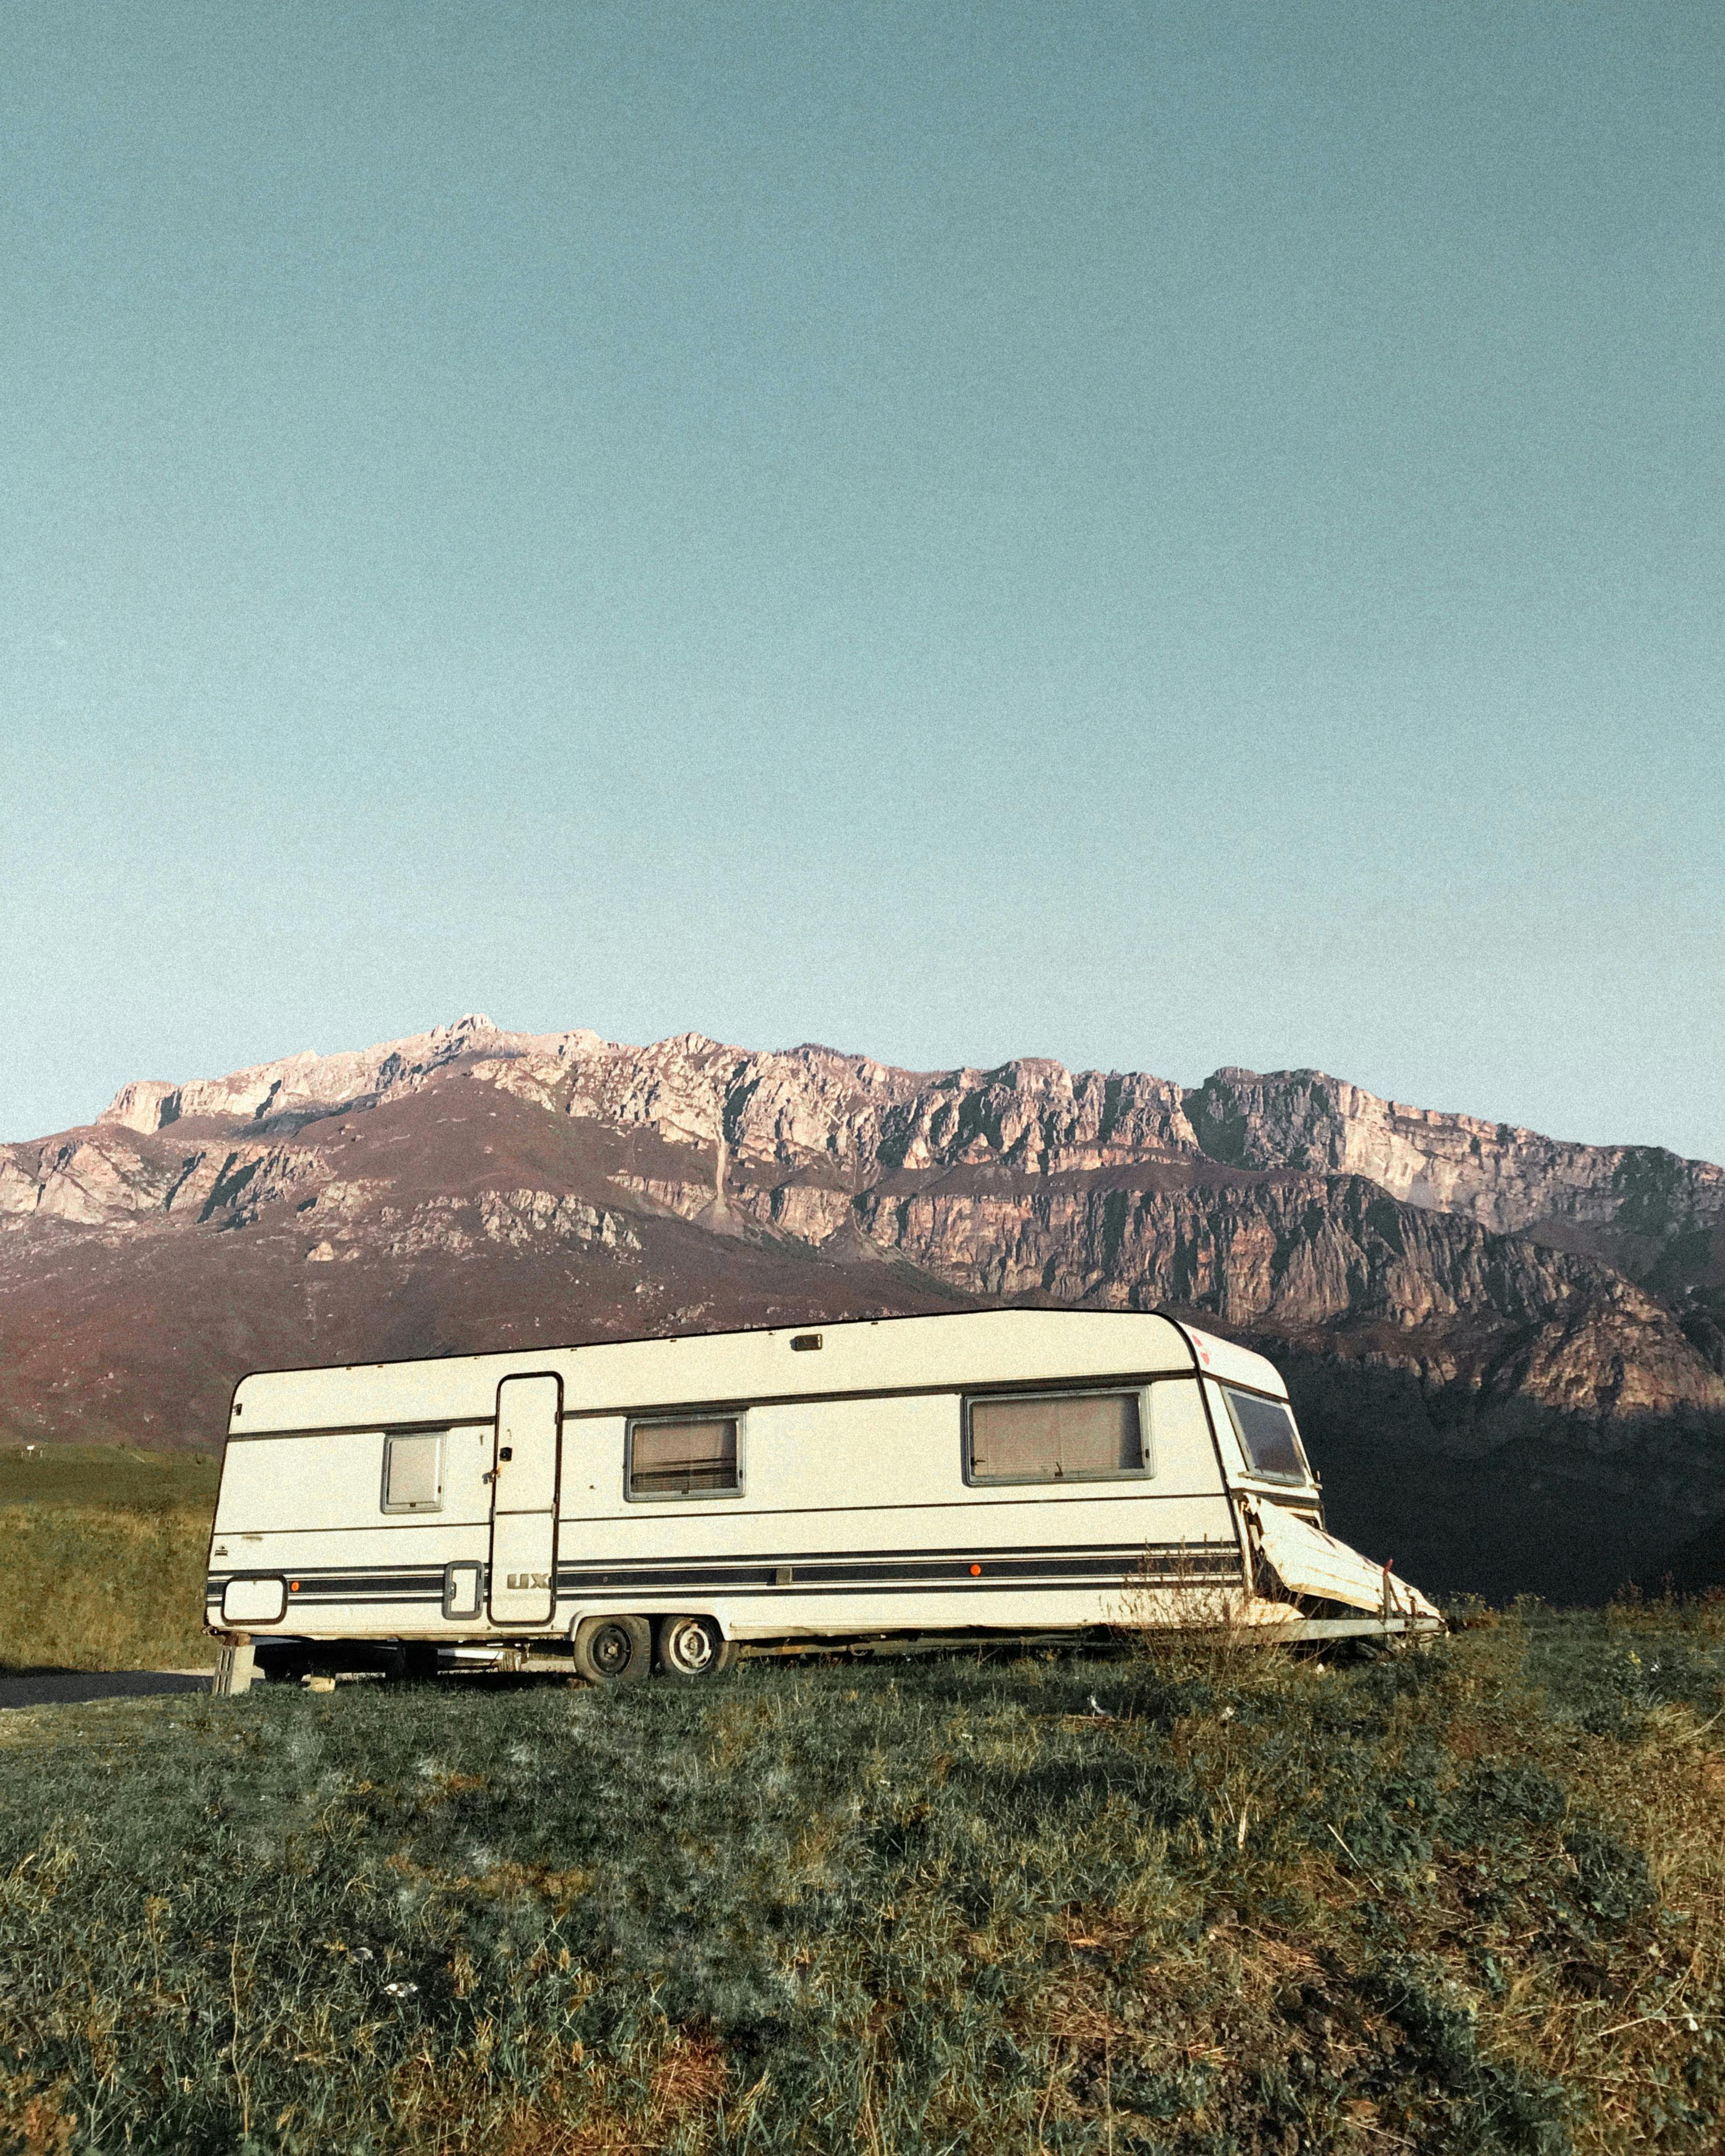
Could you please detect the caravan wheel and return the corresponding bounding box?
[573,1614,651,1685]
[655,1614,735,1680]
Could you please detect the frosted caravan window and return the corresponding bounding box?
[967,1391,1144,1484]
[627,1416,740,1500]
[1221,1389,1305,1482]
[382,1431,444,1513]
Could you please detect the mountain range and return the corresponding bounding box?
[4,1014,1722,1602]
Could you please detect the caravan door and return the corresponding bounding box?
[488,1373,563,1625]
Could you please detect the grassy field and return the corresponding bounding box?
[0,1446,220,1511]
[2,1607,1724,2154]
[0,1446,218,1672]
[0,1504,214,1672]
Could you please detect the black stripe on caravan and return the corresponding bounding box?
[218,1587,448,1604]
[211,1486,1225,1535]
[207,1542,1243,1605]
[204,1567,1168,1603]
[212,1488,1225,1537]
[568,1575,1240,1603]
[204,1539,1225,1586]
[554,1551,1237,1592]
[205,1534,1230,1580]
[224,1417,495,1445]
[212,1575,1243,1615]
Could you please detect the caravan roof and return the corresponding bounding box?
[226,1307,1287,1437]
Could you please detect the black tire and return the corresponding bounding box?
[572,1613,652,1685]
[654,1614,736,1680]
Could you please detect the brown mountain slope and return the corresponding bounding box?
[3,1015,1722,1601]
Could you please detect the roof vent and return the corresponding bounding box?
[789,1333,823,1352]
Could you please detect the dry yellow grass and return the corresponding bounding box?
[0,1502,213,1671]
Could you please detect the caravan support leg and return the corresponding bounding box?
[212,1639,256,1697]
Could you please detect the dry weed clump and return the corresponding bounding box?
[1112,1535,1309,1696]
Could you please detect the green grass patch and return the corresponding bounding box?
[0,1452,218,1670]
[0,1504,214,1672]
[3,1610,1725,2151]
[0,1445,220,1510]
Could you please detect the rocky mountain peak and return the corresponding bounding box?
[9,1012,1725,1598]
[91,1015,605,1138]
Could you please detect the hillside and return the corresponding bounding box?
[3,1015,1723,1600]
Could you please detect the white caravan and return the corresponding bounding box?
[205,1309,1440,1691]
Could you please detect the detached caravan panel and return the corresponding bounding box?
[204,1308,1440,1679]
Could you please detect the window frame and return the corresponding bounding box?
[961,1383,1158,1489]
[379,1427,447,1515]
[442,1561,483,1620]
[221,1574,288,1626]
[1217,1383,1311,1486]
[623,1410,747,1504]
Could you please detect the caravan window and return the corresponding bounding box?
[1221,1388,1306,1482]
[627,1416,741,1500]
[966,1390,1145,1484]
[382,1430,444,1512]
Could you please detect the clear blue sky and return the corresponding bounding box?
[3,3,1721,1161]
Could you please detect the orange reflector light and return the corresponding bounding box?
[969,1563,982,1576]
[290,1580,301,1592]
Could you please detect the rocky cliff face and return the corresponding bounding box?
[3,1016,1722,1599]
[1185,1069,1725,1343]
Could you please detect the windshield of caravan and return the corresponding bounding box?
[1221,1388,1307,1482]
